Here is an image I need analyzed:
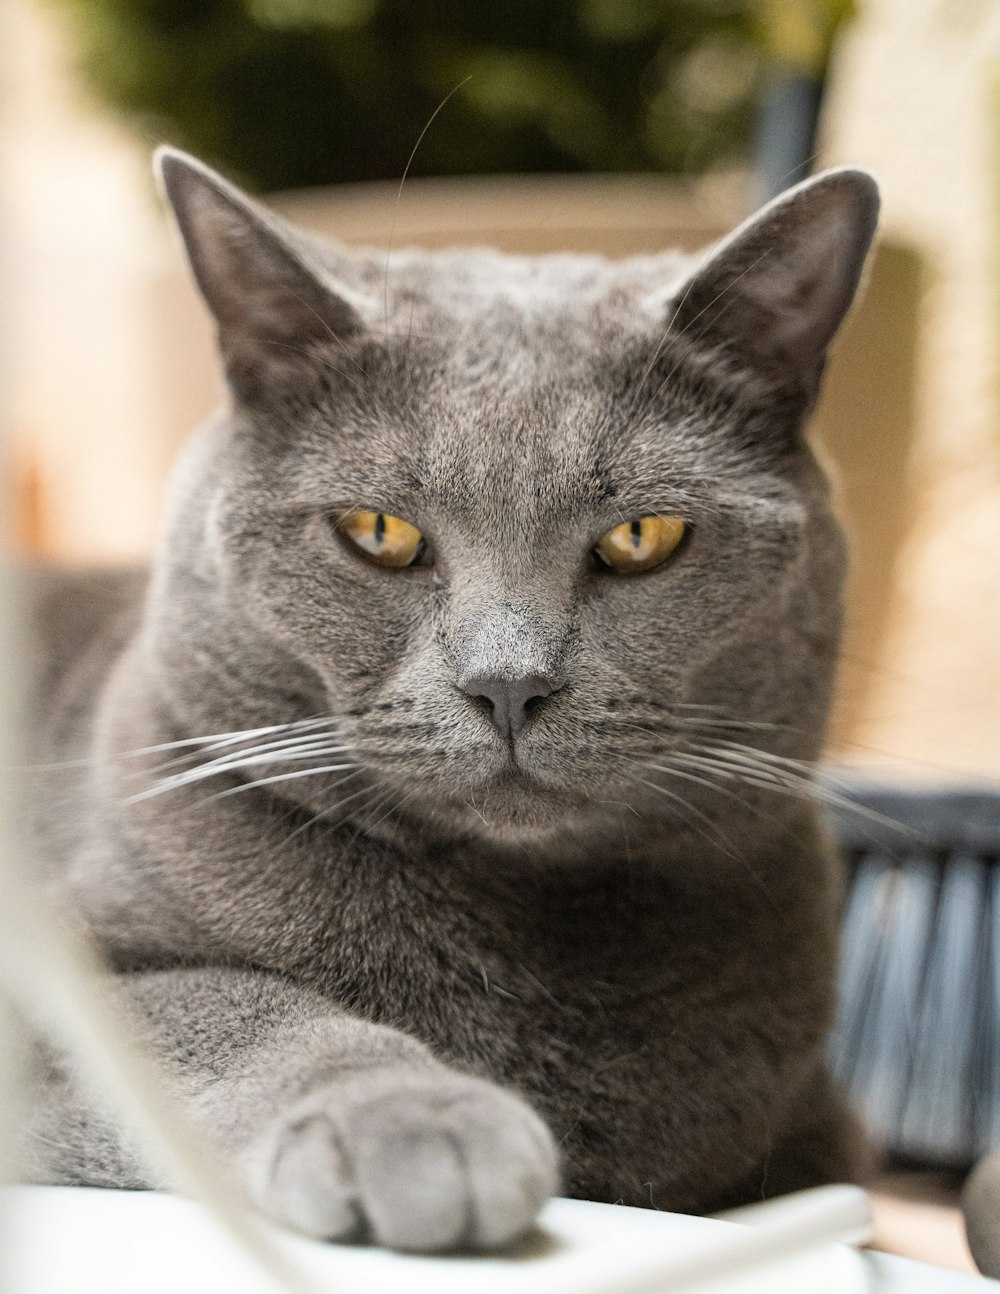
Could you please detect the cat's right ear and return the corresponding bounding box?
[155,148,366,395]
[666,167,879,398]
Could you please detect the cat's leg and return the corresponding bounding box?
[24,966,558,1251]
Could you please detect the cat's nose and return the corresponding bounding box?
[461,673,560,739]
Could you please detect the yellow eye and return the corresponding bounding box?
[339,510,425,569]
[595,515,687,574]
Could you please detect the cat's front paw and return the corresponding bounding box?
[245,1069,559,1251]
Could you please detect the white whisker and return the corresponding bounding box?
[208,763,359,800]
[630,774,737,860]
[157,745,352,789]
[348,784,401,842]
[630,769,773,899]
[144,729,346,779]
[117,716,331,761]
[363,783,421,837]
[624,754,751,809]
[124,750,355,805]
[703,739,820,774]
[678,742,910,834]
[25,717,335,772]
[667,715,786,733]
[278,771,372,845]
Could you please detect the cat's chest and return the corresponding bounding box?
[312,874,745,1099]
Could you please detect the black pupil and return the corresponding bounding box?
[374,513,386,546]
[630,519,642,549]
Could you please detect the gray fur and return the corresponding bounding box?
[24,150,879,1250]
[965,1148,1000,1278]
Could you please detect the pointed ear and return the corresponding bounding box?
[155,148,366,395]
[671,168,879,393]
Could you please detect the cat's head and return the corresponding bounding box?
[151,150,877,849]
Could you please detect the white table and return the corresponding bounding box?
[3,1186,996,1294]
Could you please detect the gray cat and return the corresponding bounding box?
[25,149,879,1252]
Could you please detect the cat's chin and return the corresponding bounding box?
[409,769,603,845]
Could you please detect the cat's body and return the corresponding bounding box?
[32,570,853,1210]
[25,152,879,1250]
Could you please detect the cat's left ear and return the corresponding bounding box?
[670,168,879,394]
[155,147,367,396]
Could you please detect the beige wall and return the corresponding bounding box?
[3,1,173,560]
[4,0,999,782]
[823,0,1000,781]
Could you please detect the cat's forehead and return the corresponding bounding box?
[329,335,745,530]
[330,243,694,329]
[280,241,787,522]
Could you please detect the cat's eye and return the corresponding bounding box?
[594,515,687,574]
[339,510,426,569]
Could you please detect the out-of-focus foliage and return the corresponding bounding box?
[757,0,854,75]
[51,0,852,191]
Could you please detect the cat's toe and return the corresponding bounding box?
[246,1069,557,1251]
[250,1110,361,1241]
[344,1073,558,1251]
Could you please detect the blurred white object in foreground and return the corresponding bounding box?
[5,1185,996,1294]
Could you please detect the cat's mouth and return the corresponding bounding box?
[460,744,575,796]
[430,759,600,839]
[351,718,609,838]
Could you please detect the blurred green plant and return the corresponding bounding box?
[758,0,854,75]
[51,0,853,191]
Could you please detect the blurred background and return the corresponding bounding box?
[1,0,998,778]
